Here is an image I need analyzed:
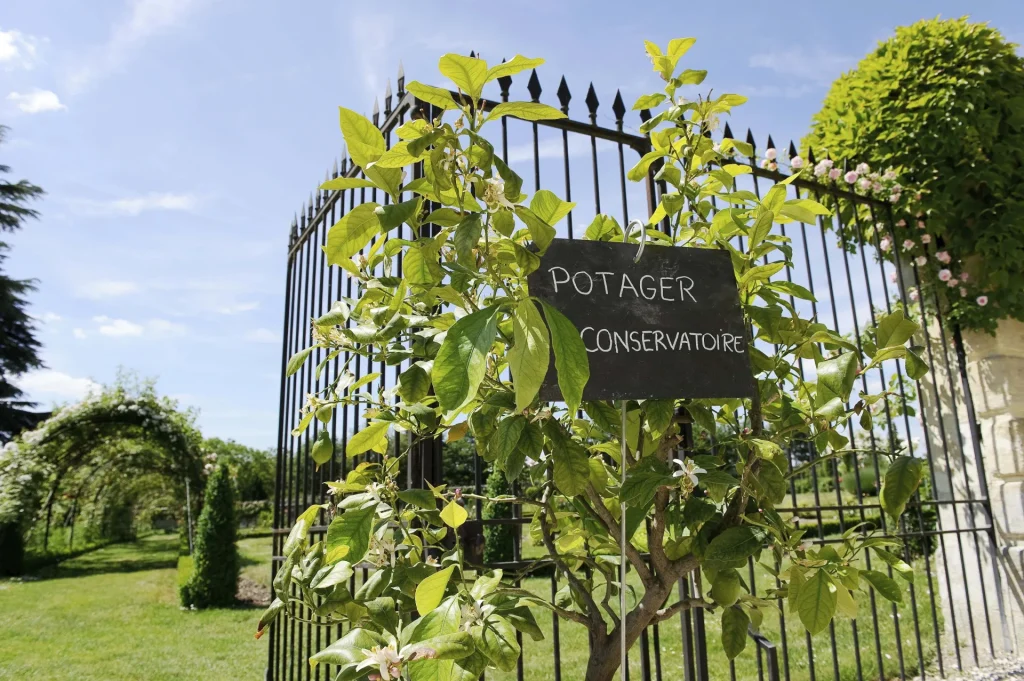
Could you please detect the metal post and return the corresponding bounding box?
[184,476,194,555]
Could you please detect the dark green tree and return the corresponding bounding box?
[482,466,515,564]
[203,437,275,501]
[0,126,44,441]
[180,464,238,608]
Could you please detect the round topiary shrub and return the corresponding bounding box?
[805,17,1024,332]
[180,464,238,608]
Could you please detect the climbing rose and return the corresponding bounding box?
[858,177,872,191]
[902,239,915,251]
[790,156,804,169]
[947,278,959,287]
[921,234,932,244]
[915,255,927,267]
[960,272,970,282]
[938,269,952,282]
[909,288,919,302]
[977,296,989,306]
[856,162,870,175]
[760,159,770,169]
[936,251,951,264]
[844,170,858,184]
[897,219,907,228]
[917,220,926,229]
[828,168,841,180]
[879,236,892,252]
[890,271,898,283]
[765,147,777,160]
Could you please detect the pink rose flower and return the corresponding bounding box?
[765,148,777,161]
[858,178,872,191]
[938,269,952,282]
[856,162,870,175]
[917,220,926,229]
[909,288,919,302]
[977,295,989,306]
[936,251,951,264]
[959,272,969,282]
[844,170,859,184]
[872,182,883,192]
[915,255,927,267]
[791,156,804,169]
[768,161,778,171]
[947,278,959,287]
[890,193,901,203]
[897,219,907,228]
[902,239,915,251]
[921,234,932,244]
[879,236,892,252]
[890,271,898,283]
[828,168,842,180]
[760,159,770,169]
[960,287,968,298]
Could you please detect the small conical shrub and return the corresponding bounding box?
[482,467,515,565]
[180,464,238,608]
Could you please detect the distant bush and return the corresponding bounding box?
[482,467,515,565]
[180,464,238,608]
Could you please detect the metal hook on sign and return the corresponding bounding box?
[623,219,647,263]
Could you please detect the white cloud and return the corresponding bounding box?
[0,28,40,70]
[92,315,187,339]
[71,192,197,217]
[218,301,259,315]
[67,0,205,93]
[749,47,856,85]
[76,280,140,299]
[245,328,278,344]
[506,134,616,165]
[740,84,817,99]
[348,10,395,97]
[94,315,143,337]
[15,369,100,401]
[7,89,66,114]
[34,312,62,323]
[73,327,87,339]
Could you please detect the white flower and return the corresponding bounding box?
[909,288,919,302]
[790,156,804,169]
[482,177,514,213]
[760,159,770,169]
[524,456,537,467]
[890,271,898,283]
[797,541,812,552]
[879,236,892,252]
[855,162,870,175]
[765,148,777,161]
[828,168,841,181]
[204,463,214,474]
[672,458,706,486]
[915,255,927,267]
[358,646,403,681]
[858,177,872,191]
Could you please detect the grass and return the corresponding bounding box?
[0,533,272,681]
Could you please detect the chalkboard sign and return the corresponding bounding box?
[529,240,754,401]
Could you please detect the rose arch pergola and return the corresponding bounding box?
[0,384,204,575]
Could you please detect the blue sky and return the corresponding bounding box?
[1,0,1021,448]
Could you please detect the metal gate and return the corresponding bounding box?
[269,62,1006,681]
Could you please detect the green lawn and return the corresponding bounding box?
[0,533,272,681]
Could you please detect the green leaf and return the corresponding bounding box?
[286,347,313,377]
[378,198,422,231]
[905,346,929,380]
[433,306,499,412]
[492,416,528,474]
[346,421,390,457]
[666,37,696,66]
[397,489,436,510]
[861,569,902,603]
[326,504,375,564]
[407,632,475,662]
[628,150,667,182]
[404,242,444,287]
[835,585,858,618]
[632,93,666,110]
[705,526,763,567]
[407,597,462,681]
[489,102,567,122]
[676,68,707,85]
[876,308,919,349]
[440,500,468,529]
[324,203,381,265]
[399,362,432,404]
[796,570,837,634]
[514,206,556,253]
[310,560,354,590]
[872,548,914,583]
[486,55,545,82]
[337,107,386,170]
[620,457,673,508]
[814,352,859,411]
[474,616,521,672]
[311,429,334,466]
[470,570,503,600]
[255,597,285,638]
[721,607,749,659]
[880,456,924,523]
[310,628,388,668]
[738,261,786,288]
[530,190,575,226]
[283,504,320,557]
[454,214,483,266]
[416,565,456,616]
[320,177,377,191]
[406,81,459,110]
[544,421,590,496]
[779,199,830,224]
[370,141,422,169]
[509,299,550,412]
[504,605,544,641]
[439,54,488,99]
[539,301,590,415]
[585,214,623,242]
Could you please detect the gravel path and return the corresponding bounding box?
[916,658,1024,681]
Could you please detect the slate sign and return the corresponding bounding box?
[528,239,753,401]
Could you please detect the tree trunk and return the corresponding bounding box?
[583,579,676,681]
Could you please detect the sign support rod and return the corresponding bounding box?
[620,399,628,681]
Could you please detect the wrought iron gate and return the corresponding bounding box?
[269,62,1007,681]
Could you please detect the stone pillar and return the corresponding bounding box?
[916,313,1024,665]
